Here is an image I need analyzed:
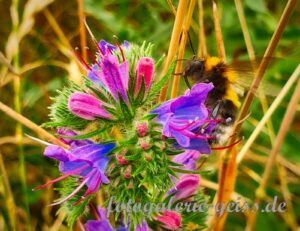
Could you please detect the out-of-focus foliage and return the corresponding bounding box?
[0,0,299,230]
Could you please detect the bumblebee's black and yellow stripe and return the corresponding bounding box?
[183,57,243,144]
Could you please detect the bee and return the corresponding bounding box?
[182,56,253,145]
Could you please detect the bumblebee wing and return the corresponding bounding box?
[227,59,280,97]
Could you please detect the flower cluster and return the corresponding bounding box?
[37,38,216,230]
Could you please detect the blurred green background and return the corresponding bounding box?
[0,0,299,230]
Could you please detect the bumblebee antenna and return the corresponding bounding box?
[187,31,196,56]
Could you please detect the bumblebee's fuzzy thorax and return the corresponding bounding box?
[203,57,241,109]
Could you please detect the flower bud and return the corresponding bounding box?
[174,174,200,200]
[68,92,112,120]
[124,165,131,179]
[136,121,148,137]
[115,149,128,165]
[156,211,182,230]
[135,57,154,97]
[139,137,152,151]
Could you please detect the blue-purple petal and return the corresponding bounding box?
[44,145,69,162]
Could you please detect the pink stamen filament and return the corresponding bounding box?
[48,177,90,207]
[75,47,92,71]
[93,38,105,56]
[172,118,225,131]
[211,137,243,150]
[85,47,101,68]
[170,123,215,140]
[89,204,101,221]
[32,164,89,191]
[73,171,102,206]
[113,35,125,62]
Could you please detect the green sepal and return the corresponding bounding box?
[56,124,110,140]
[118,93,133,120]
[165,149,184,155]
[168,160,184,167]
[134,76,146,105]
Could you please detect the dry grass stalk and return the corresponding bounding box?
[0,101,69,149]
[77,0,87,60]
[234,0,255,60]
[210,0,297,229]
[235,0,276,143]
[0,151,17,230]
[0,136,38,146]
[170,0,196,98]
[159,0,189,102]
[167,0,177,16]
[277,164,298,231]
[246,78,300,230]
[197,0,207,57]
[230,0,297,143]
[212,0,226,62]
[237,65,300,163]
[43,9,72,50]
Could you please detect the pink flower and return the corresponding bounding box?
[156,211,182,230]
[135,57,154,97]
[68,92,112,120]
[173,174,200,200]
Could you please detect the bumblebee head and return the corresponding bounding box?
[182,58,205,81]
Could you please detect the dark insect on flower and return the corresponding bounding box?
[181,56,277,146]
[151,82,221,154]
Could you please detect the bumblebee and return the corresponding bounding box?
[182,56,245,145]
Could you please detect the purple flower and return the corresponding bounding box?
[68,92,112,120]
[135,57,154,97]
[34,141,115,205]
[156,211,181,230]
[169,174,200,200]
[99,40,117,53]
[151,83,215,153]
[85,39,131,104]
[98,54,129,103]
[172,150,201,171]
[86,207,151,231]
[57,128,91,147]
[86,208,114,231]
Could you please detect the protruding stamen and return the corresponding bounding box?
[75,47,91,71]
[84,19,105,56]
[211,137,244,150]
[89,204,101,220]
[32,174,70,191]
[73,171,101,206]
[85,47,100,68]
[48,177,89,207]
[32,165,88,191]
[113,35,125,62]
